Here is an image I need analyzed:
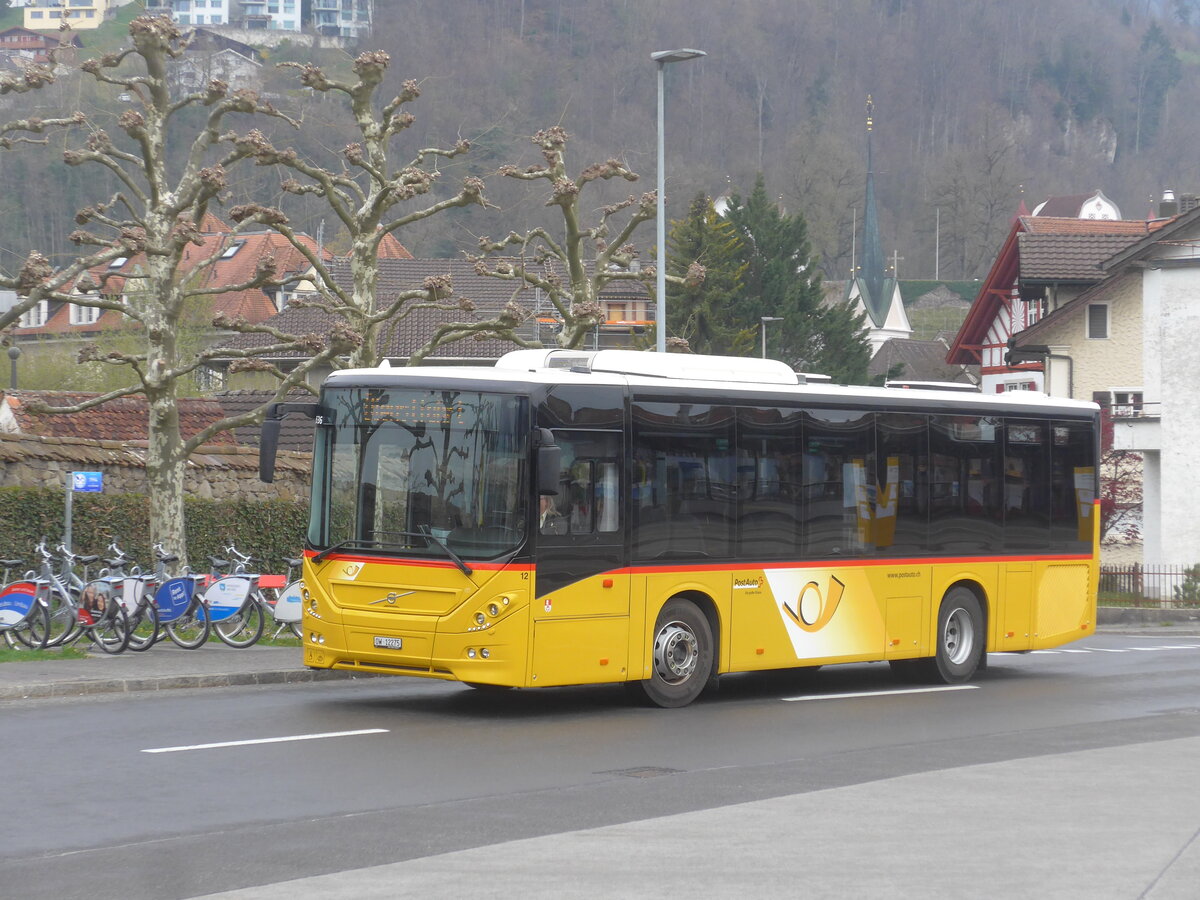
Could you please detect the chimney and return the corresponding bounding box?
[1159,188,1179,218]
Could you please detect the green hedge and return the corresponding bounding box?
[0,487,306,576]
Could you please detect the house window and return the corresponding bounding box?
[1004,382,1036,392]
[1086,303,1109,339]
[220,241,244,259]
[20,301,49,328]
[69,303,100,326]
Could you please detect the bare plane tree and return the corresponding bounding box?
[472,126,672,350]
[0,17,356,564]
[236,52,534,368]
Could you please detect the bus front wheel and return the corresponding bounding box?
[634,598,714,708]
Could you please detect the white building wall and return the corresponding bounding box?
[1155,265,1200,566]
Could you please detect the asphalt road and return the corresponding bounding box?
[3,633,1200,899]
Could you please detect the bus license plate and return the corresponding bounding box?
[373,636,403,650]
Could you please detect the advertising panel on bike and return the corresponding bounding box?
[204,576,253,622]
[0,581,37,625]
[155,578,195,623]
[274,583,303,624]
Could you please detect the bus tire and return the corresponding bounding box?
[635,598,714,709]
[927,586,984,684]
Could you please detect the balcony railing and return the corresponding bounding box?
[1109,401,1160,419]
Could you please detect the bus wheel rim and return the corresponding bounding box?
[943,607,974,665]
[654,621,698,684]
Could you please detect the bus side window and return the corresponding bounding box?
[550,430,621,538]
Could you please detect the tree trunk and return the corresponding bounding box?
[146,388,188,569]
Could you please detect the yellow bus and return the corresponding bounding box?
[260,349,1099,708]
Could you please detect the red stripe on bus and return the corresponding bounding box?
[624,554,1095,576]
[302,549,528,571]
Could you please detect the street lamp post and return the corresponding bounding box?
[653,48,706,353]
[7,345,19,390]
[760,316,783,359]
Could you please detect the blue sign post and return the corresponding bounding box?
[66,471,104,552]
[72,472,103,493]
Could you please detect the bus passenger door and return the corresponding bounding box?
[534,431,628,619]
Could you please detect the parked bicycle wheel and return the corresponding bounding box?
[126,601,159,652]
[165,599,211,649]
[214,600,264,648]
[86,604,131,655]
[41,592,81,649]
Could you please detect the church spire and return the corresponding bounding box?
[860,95,887,326]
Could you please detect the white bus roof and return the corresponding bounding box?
[327,351,1098,417]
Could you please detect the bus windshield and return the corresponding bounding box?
[309,387,528,562]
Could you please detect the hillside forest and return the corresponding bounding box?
[1,0,1199,284]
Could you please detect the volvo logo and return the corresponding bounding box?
[369,591,415,606]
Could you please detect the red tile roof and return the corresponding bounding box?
[1020,216,1165,236]
[0,391,234,444]
[15,229,328,338]
[375,231,414,259]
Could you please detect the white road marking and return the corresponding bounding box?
[782,685,979,703]
[142,728,388,754]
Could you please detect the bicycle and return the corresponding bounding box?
[0,557,49,650]
[32,539,130,654]
[202,546,266,648]
[263,555,304,640]
[219,546,303,641]
[92,541,160,652]
[147,544,211,650]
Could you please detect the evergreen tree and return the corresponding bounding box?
[665,193,750,355]
[724,174,870,382]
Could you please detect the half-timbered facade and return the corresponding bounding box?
[947,215,1164,393]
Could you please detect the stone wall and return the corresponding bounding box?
[0,432,312,502]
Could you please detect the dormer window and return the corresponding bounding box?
[220,241,245,259]
[70,304,100,326]
[20,300,49,328]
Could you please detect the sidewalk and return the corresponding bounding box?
[0,643,361,701]
[1,606,1196,702]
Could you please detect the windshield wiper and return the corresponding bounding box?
[314,532,473,576]
[417,525,473,576]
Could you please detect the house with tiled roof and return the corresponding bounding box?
[1008,202,1200,577]
[212,256,652,387]
[946,210,1165,394]
[0,26,81,69]
[0,390,233,444]
[11,216,331,372]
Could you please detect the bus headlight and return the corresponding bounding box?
[474,612,486,626]
[487,603,499,617]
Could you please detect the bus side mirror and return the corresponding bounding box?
[260,417,281,483]
[259,401,320,484]
[535,428,560,496]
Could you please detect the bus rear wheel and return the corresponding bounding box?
[929,586,984,684]
[634,599,714,708]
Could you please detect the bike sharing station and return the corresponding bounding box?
[0,472,306,652]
